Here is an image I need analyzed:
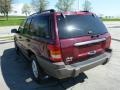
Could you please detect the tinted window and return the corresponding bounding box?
[18,20,27,34]
[57,15,108,39]
[30,15,51,39]
[23,18,32,35]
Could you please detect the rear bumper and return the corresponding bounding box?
[37,51,112,79]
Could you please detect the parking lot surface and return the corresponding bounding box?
[0,26,18,37]
[0,22,120,90]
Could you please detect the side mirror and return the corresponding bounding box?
[11,29,18,33]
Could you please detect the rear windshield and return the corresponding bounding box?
[57,14,108,39]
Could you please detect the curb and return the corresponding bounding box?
[112,38,120,42]
[0,35,14,38]
[0,40,14,44]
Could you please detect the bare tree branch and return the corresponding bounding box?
[82,0,92,11]
[22,4,31,16]
[0,0,12,20]
[31,0,49,12]
[56,0,74,12]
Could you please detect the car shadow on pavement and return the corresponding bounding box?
[1,48,88,90]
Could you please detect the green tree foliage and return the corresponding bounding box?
[56,0,74,12]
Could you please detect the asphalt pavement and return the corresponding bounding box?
[0,22,120,90]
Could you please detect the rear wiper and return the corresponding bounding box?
[87,31,100,38]
[88,30,93,34]
[91,34,100,38]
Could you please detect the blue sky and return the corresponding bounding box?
[14,0,120,16]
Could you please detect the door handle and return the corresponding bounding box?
[19,36,22,39]
[26,39,30,42]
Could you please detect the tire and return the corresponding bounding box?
[31,55,46,82]
[15,42,19,54]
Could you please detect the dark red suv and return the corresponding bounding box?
[11,9,112,81]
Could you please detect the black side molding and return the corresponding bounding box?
[105,48,112,53]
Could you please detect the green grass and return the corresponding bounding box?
[0,16,120,26]
[102,18,120,21]
[0,16,26,26]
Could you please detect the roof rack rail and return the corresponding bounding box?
[81,10,89,12]
[40,9,55,13]
[30,9,55,16]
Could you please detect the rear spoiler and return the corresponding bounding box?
[74,38,106,46]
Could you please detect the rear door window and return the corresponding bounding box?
[30,15,51,39]
[23,18,32,35]
[18,20,27,34]
[57,15,108,39]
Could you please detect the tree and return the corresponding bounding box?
[0,0,12,20]
[56,0,74,12]
[31,0,49,12]
[22,4,31,16]
[82,0,92,11]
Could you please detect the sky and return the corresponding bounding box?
[14,0,120,17]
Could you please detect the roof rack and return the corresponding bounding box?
[40,9,55,13]
[81,10,89,12]
[29,9,55,17]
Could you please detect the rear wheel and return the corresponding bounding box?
[31,55,46,82]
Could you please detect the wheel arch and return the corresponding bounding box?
[27,49,36,58]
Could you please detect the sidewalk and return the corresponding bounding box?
[0,40,14,44]
[104,21,120,28]
[0,34,14,38]
[0,26,18,37]
[0,26,18,30]
[104,22,120,41]
[0,34,14,44]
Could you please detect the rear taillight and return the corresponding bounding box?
[48,45,62,62]
[105,36,111,48]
